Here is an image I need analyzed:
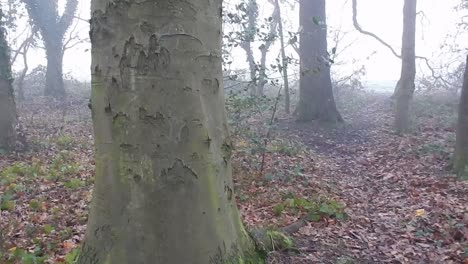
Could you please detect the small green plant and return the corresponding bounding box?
[273,204,285,217]
[65,247,80,264]
[307,198,347,222]
[266,230,294,250]
[43,224,54,234]
[29,199,40,210]
[63,178,85,189]
[0,194,15,211]
[7,248,46,264]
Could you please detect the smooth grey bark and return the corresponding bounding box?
[394,0,417,134]
[0,9,16,151]
[22,0,78,98]
[454,55,468,177]
[296,0,342,122]
[78,1,261,263]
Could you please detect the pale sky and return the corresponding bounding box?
[6,0,468,85]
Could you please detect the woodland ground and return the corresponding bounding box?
[0,90,467,264]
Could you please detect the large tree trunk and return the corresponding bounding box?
[43,38,65,98]
[394,0,417,134]
[296,0,342,122]
[454,55,468,177]
[78,1,261,263]
[0,11,17,152]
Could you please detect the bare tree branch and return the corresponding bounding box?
[351,0,401,59]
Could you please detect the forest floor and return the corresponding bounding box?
[0,91,467,264]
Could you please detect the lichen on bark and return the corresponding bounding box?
[78,1,262,263]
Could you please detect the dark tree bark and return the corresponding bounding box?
[0,9,16,151]
[22,0,78,98]
[77,0,261,263]
[394,0,417,134]
[454,55,468,177]
[296,0,342,122]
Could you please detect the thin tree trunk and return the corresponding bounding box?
[275,0,290,114]
[454,55,468,177]
[257,0,279,96]
[0,10,16,152]
[394,0,417,134]
[44,39,65,98]
[242,42,257,96]
[78,1,260,263]
[17,39,31,101]
[240,0,258,96]
[296,0,342,122]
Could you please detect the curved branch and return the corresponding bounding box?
[351,0,401,59]
[352,0,450,86]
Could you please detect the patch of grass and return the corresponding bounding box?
[48,152,79,180]
[273,195,347,222]
[55,135,75,149]
[266,230,294,250]
[29,199,40,211]
[270,139,302,156]
[43,224,54,234]
[273,204,285,217]
[5,247,46,264]
[63,178,85,189]
[0,194,15,211]
[65,247,80,264]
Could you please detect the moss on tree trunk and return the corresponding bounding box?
[78,1,262,263]
[0,10,17,152]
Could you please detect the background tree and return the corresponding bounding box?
[78,0,261,263]
[454,55,468,177]
[296,0,342,122]
[394,0,417,134]
[274,0,291,113]
[240,0,259,95]
[22,0,78,98]
[257,0,279,95]
[0,9,16,152]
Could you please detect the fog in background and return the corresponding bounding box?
[6,0,468,90]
